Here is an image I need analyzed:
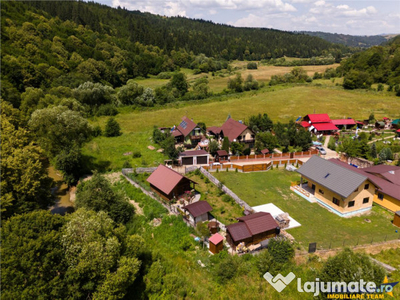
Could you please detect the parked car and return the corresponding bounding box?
[316,146,327,155]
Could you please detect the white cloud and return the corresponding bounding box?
[336,5,349,10]
[112,0,187,16]
[314,1,325,7]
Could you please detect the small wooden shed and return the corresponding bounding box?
[209,233,224,254]
[394,211,400,228]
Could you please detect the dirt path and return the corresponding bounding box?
[367,135,396,144]
[295,240,400,264]
[129,200,144,215]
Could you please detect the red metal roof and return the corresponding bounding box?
[301,121,311,128]
[221,118,249,142]
[312,122,339,131]
[177,116,197,137]
[356,121,364,125]
[331,119,356,126]
[147,165,195,195]
[180,150,209,157]
[209,233,224,245]
[183,201,213,218]
[171,129,183,137]
[230,212,278,237]
[306,114,331,123]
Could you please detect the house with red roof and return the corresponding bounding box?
[331,119,356,130]
[171,116,205,147]
[301,114,339,135]
[183,200,213,225]
[147,165,197,201]
[226,212,279,250]
[207,118,255,149]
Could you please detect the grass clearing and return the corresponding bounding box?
[83,85,400,170]
[185,173,244,224]
[214,169,400,250]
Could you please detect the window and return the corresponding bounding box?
[311,184,316,191]
[378,193,384,200]
[319,189,324,194]
[354,188,359,192]
[364,184,369,190]
[348,201,355,207]
[333,197,340,206]
[363,197,369,204]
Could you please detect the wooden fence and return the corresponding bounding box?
[229,150,318,162]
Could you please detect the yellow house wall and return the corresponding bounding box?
[304,176,374,213]
[373,193,400,212]
[240,128,254,141]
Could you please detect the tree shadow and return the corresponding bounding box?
[80,153,112,174]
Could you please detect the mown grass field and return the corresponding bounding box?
[131,64,341,93]
[84,84,400,170]
[214,169,400,250]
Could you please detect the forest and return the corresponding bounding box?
[1,1,400,299]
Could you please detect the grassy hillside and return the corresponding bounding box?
[84,84,400,170]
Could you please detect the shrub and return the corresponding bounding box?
[157,72,172,79]
[96,104,118,116]
[268,237,295,265]
[132,150,142,158]
[123,160,132,168]
[92,125,102,137]
[104,117,121,137]
[247,62,258,70]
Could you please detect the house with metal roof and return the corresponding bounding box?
[295,155,378,217]
[171,116,205,147]
[147,165,197,201]
[301,114,339,135]
[329,160,400,213]
[226,212,279,250]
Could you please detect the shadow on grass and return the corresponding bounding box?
[80,153,112,174]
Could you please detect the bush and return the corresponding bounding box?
[122,160,132,168]
[268,237,294,265]
[104,117,121,137]
[157,72,172,79]
[92,125,102,137]
[96,104,118,116]
[247,62,258,70]
[132,150,142,158]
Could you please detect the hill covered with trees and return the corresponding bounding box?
[337,36,400,91]
[1,0,349,105]
[299,31,391,48]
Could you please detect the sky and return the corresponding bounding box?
[95,0,400,36]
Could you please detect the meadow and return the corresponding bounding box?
[214,169,400,250]
[84,81,400,170]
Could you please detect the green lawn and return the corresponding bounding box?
[214,170,400,250]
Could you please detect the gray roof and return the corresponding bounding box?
[296,155,368,198]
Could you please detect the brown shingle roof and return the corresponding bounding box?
[207,126,222,135]
[183,201,212,218]
[177,116,197,137]
[147,165,195,195]
[227,212,278,242]
[180,150,209,157]
[261,149,270,154]
[226,222,252,242]
[221,118,248,142]
[216,150,228,156]
[237,212,278,235]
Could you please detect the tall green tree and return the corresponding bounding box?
[1,102,53,219]
[1,211,68,298]
[62,209,143,299]
[104,117,122,137]
[222,137,230,153]
[76,172,134,224]
[170,73,189,97]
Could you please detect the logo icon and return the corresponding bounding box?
[264,272,296,292]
